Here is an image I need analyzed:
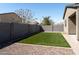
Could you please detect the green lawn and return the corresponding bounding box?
[18,32,70,47]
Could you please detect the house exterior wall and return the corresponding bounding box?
[64,8,76,34]
[76,8,79,41]
[68,16,76,34]
[0,13,22,23]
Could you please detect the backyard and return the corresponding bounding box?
[19,32,70,47]
[0,3,75,55]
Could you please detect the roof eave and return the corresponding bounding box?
[63,6,77,19]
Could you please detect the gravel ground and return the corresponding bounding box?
[0,43,74,55]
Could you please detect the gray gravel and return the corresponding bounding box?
[0,43,75,55]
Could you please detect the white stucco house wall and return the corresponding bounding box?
[63,3,79,41]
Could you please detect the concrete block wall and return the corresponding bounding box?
[53,24,64,32]
[41,25,64,32]
[0,23,11,43]
[0,23,64,43]
[41,25,53,32]
[0,23,42,43]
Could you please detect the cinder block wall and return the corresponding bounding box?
[41,25,53,32]
[53,24,64,32]
[0,23,42,43]
[0,23,11,43]
[41,25,64,32]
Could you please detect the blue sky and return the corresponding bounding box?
[0,3,68,23]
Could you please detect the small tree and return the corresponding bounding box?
[41,16,53,25]
[15,9,33,23]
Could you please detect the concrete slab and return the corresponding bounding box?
[0,43,74,55]
[62,33,79,55]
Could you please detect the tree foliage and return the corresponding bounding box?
[41,16,54,25]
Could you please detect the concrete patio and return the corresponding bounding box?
[0,43,74,55]
[62,33,79,54]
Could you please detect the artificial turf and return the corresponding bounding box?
[18,32,70,47]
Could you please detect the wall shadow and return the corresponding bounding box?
[0,31,43,49]
[0,23,44,49]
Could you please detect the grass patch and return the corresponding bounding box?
[18,32,70,47]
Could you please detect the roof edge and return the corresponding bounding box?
[63,5,77,19]
[0,12,16,15]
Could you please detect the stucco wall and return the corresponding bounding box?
[0,13,22,23]
[68,15,76,34]
[64,8,76,34]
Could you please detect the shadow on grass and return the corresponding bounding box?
[0,31,43,49]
